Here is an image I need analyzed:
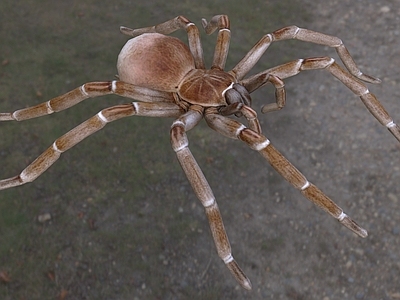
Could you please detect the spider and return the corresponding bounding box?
[1,15,399,290]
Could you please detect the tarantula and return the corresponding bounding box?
[1,15,399,289]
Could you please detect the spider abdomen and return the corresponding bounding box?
[117,33,195,92]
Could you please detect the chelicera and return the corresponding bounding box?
[1,15,399,289]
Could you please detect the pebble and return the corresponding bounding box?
[37,213,51,223]
[380,6,390,13]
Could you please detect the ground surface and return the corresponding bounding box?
[0,0,399,299]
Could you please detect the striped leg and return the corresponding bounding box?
[242,57,400,142]
[120,16,205,69]
[201,15,231,70]
[170,106,252,290]
[0,81,175,122]
[241,74,286,114]
[0,102,182,190]
[205,111,368,238]
[231,25,380,83]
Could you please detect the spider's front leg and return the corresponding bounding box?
[170,105,252,290]
[205,111,368,238]
[231,25,381,83]
[242,58,400,143]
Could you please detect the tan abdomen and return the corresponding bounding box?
[117,33,195,92]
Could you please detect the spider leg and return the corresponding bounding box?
[205,111,368,238]
[219,103,262,134]
[242,57,400,142]
[240,105,262,134]
[201,15,231,70]
[120,16,205,69]
[0,81,175,121]
[170,106,252,290]
[0,102,183,190]
[241,74,286,114]
[231,25,380,84]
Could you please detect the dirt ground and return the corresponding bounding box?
[1,0,399,299]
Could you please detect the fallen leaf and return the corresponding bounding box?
[0,271,11,283]
[46,270,56,281]
[59,289,68,300]
[88,218,96,230]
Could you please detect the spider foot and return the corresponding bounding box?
[357,72,381,84]
[225,259,252,290]
[386,121,400,143]
[119,26,135,37]
[338,212,368,238]
[201,15,229,35]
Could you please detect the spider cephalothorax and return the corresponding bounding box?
[1,15,399,290]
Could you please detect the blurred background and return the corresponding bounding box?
[0,0,399,299]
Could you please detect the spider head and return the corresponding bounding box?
[220,83,252,117]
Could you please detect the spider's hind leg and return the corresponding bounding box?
[0,100,183,190]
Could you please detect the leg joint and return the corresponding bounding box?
[170,121,188,152]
